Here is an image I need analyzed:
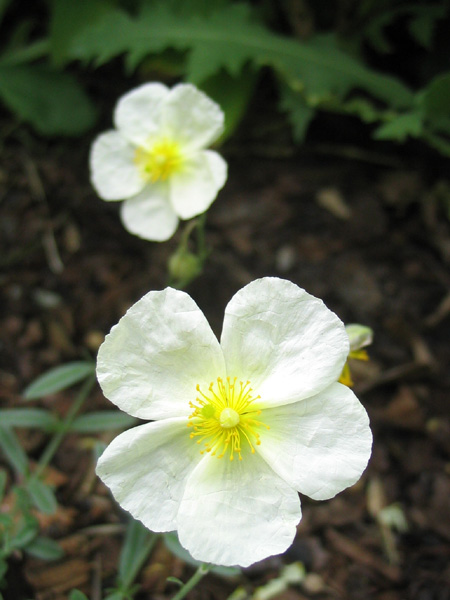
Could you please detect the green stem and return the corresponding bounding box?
[195,212,208,261]
[31,375,95,480]
[171,564,211,600]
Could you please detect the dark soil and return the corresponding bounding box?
[1,87,450,600]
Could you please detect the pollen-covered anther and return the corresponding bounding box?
[188,376,266,461]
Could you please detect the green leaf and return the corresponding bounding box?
[11,521,38,550]
[420,72,450,120]
[0,469,7,502]
[68,1,413,109]
[68,591,89,600]
[103,593,125,600]
[0,427,28,475]
[163,532,241,578]
[49,0,116,66]
[407,6,446,49]
[0,409,59,430]
[0,558,8,583]
[373,111,423,142]
[23,362,95,400]
[200,65,258,143]
[0,64,97,136]
[118,519,156,588]
[279,85,315,142]
[25,536,64,560]
[93,441,107,462]
[166,576,183,586]
[27,478,58,514]
[70,411,137,433]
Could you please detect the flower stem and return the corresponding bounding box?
[195,212,208,261]
[171,563,211,600]
[32,374,95,480]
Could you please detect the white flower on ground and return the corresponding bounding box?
[90,83,227,241]
[96,277,372,567]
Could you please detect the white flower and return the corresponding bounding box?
[90,83,227,241]
[96,277,372,567]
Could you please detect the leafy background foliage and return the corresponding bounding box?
[0,0,449,154]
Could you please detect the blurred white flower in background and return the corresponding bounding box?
[90,83,227,241]
[96,277,372,567]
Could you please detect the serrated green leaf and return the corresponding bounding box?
[68,591,89,600]
[23,361,95,400]
[373,111,423,142]
[25,536,64,560]
[0,409,59,430]
[27,478,58,514]
[163,532,241,578]
[49,0,116,66]
[70,411,137,433]
[68,1,413,109]
[0,64,96,136]
[279,85,315,142]
[0,427,28,475]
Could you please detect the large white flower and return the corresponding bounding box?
[90,83,227,241]
[96,277,372,567]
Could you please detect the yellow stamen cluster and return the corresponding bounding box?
[134,138,183,182]
[188,377,268,461]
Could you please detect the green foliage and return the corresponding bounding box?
[0,408,59,429]
[68,591,90,600]
[0,0,96,135]
[63,1,413,106]
[70,411,138,432]
[0,64,96,135]
[1,0,449,154]
[104,518,157,600]
[163,532,241,578]
[359,3,446,53]
[23,361,95,400]
[0,427,29,476]
[0,482,63,587]
[372,72,450,154]
[27,478,58,514]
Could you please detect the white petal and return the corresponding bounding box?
[221,277,349,409]
[96,418,200,531]
[114,82,169,147]
[90,131,144,200]
[170,151,227,219]
[97,288,226,420]
[257,383,372,500]
[177,452,301,567]
[120,186,179,241]
[162,84,224,150]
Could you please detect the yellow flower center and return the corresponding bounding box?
[188,377,269,461]
[134,138,183,182]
